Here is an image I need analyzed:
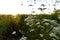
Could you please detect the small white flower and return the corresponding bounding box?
[50,33,60,39]
[36,22,40,25]
[26,23,29,25]
[44,23,50,26]
[50,20,57,23]
[53,38,56,40]
[54,26,60,31]
[40,34,43,37]
[12,31,16,35]
[30,29,34,32]
[20,36,27,40]
[44,39,46,40]
[58,17,60,19]
[43,19,50,22]
[49,33,56,37]
[58,15,60,19]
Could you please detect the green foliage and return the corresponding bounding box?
[0,10,60,40]
[24,15,60,40]
[0,15,13,34]
[0,15,18,40]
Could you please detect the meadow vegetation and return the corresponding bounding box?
[0,10,60,40]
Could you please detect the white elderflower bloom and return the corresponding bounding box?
[44,39,46,40]
[50,33,56,37]
[20,36,27,40]
[50,33,59,39]
[26,23,30,25]
[40,34,43,37]
[12,31,16,35]
[50,20,57,23]
[36,22,40,25]
[44,22,50,26]
[54,26,60,31]
[43,19,51,22]
[30,29,34,32]
[58,15,60,19]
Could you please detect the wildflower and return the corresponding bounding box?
[30,29,34,32]
[40,34,43,37]
[12,31,16,35]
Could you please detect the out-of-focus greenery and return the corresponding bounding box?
[0,10,60,40]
